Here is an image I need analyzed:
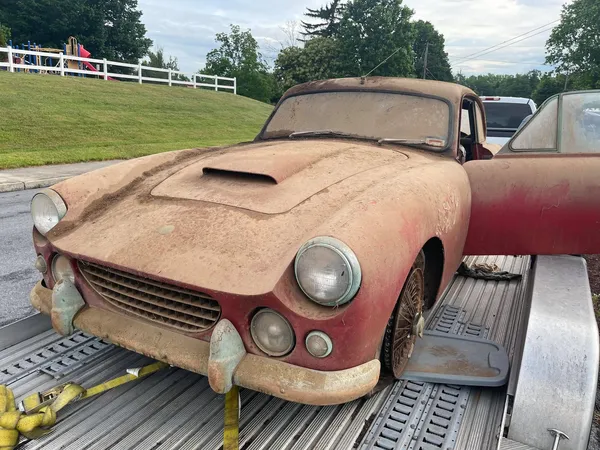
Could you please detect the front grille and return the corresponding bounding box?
[78,261,221,333]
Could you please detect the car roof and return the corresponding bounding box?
[480,96,534,104]
[281,77,478,107]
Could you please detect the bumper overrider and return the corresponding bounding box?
[30,280,380,405]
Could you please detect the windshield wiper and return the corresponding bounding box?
[378,138,446,149]
[289,130,354,139]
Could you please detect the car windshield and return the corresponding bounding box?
[262,91,451,150]
[483,102,533,130]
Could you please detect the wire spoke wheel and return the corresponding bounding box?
[382,264,425,378]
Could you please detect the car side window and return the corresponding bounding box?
[560,92,600,153]
[511,97,558,151]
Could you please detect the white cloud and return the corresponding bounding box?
[137,0,569,76]
[407,0,569,74]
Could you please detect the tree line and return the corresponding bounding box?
[1,0,598,105]
[202,0,455,102]
[203,0,599,104]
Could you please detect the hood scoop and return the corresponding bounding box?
[199,149,323,185]
[202,167,277,185]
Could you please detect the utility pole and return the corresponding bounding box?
[422,42,429,79]
[563,71,569,91]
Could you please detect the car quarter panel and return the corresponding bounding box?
[463,154,600,255]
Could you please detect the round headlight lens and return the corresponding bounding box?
[51,255,75,283]
[250,309,295,357]
[31,189,67,235]
[294,237,361,306]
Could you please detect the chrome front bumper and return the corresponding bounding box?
[30,280,380,405]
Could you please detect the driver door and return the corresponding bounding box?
[463,90,600,255]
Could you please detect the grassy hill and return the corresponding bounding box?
[0,72,273,169]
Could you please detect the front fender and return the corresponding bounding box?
[296,158,471,369]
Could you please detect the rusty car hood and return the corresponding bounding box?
[48,140,434,296]
[150,140,407,214]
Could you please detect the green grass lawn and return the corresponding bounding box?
[0,72,273,169]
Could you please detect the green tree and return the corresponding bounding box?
[336,0,415,77]
[203,24,273,102]
[96,0,153,63]
[545,0,600,88]
[301,1,345,39]
[531,74,567,105]
[412,20,452,81]
[142,46,189,82]
[0,24,9,62]
[0,0,152,64]
[455,73,506,94]
[274,37,346,93]
[501,71,541,97]
[454,71,542,98]
[0,24,9,46]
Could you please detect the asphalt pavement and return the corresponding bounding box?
[0,188,42,326]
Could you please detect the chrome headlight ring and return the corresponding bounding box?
[30,188,67,236]
[294,236,362,307]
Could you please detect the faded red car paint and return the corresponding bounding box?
[29,78,600,400]
[464,154,600,255]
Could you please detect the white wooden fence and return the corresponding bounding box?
[0,46,236,93]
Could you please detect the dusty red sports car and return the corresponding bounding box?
[29,78,600,405]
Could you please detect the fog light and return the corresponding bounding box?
[35,255,47,273]
[250,309,295,357]
[51,255,75,283]
[305,331,333,358]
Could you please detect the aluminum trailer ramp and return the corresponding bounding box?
[0,255,530,450]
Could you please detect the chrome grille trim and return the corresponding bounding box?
[78,261,221,333]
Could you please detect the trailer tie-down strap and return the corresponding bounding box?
[457,262,522,281]
[0,361,168,450]
[223,385,240,450]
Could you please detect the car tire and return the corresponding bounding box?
[381,252,425,378]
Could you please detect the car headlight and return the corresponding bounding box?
[31,189,67,236]
[51,254,75,283]
[250,309,295,356]
[294,236,361,306]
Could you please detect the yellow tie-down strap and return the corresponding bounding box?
[223,385,240,450]
[0,361,168,450]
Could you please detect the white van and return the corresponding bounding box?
[480,96,537,146]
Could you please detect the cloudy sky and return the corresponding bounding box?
[137,0,568,77]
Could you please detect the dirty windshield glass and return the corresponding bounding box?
[262,91,451,149]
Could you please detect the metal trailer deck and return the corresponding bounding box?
[0,255,532,450]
